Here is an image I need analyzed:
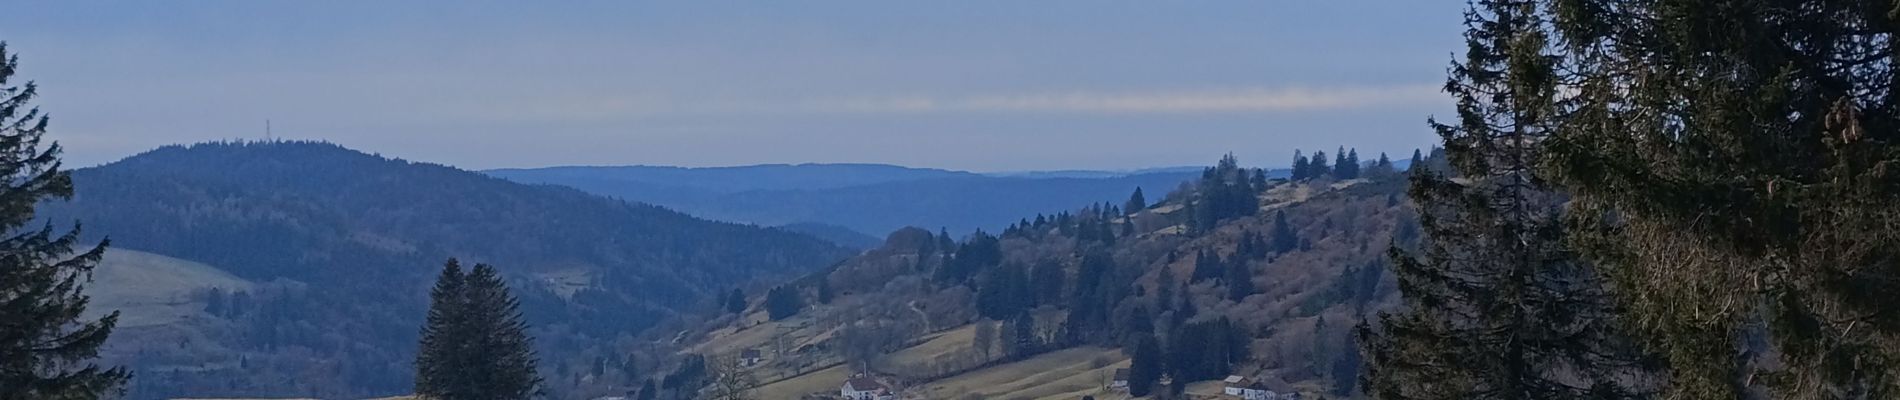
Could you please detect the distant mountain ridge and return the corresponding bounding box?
[486,164,1223,236]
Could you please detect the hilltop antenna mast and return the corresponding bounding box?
[265,119,273,142]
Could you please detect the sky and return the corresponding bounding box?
[1,1,1464,172]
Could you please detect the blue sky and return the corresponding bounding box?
[2,1,1463,171]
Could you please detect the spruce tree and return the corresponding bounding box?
[1270,210,1298,253]
[1153,265,1175,312]
[1536,0,1900,397]
[1223,260,1254,302]
[1292,150,1311,181]
[1127,334,1163,396]
[764,286,803,321]
[1309,150,1330,179]
[1334,146,1353,179]
[724,288,746,314]
[815,279,833,305]
[1358,2,1655,399]
[0,42,128,399]
[416,259,469,399]
[1124,187,1146,214]
[416,261,541,400]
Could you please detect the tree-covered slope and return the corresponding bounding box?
[41,141,854,399]
[638,155,1413,400]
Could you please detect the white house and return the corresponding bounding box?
[739,349,763,367]
[1223,375,1277,400]
[841,376,894,400]
[1110,368,1130,390]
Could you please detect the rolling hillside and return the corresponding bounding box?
[44,141,855,399]
[640,161,1414,400]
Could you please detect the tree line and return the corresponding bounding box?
[1360,1,1900,399]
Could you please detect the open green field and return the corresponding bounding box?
[913,346,1128,400]
[753,363,850,400]
[86,249,254,328]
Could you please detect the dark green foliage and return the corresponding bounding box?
[1028,260,1065,307]
[636,380,655,400]
[1153,265,1175,313]
[1167,317,1248,382]
[764,286,804,321]
[1190,154,1260,233]
[975,262,1033,320]
[0,42,128,399]
[1189,250,1224,284]
[1269,211,1298,253]
[1063,249,1130,346]
[415,260,542,400]
[1233,230,1268,261]
[1527,0,1900,397]
[416,260,468,397]
[816,278,834,305]
[660,355,706,391]
[936,231,1001,285]
[1223,258,1254,302]
[1292,150,1312,181]
[1359,2,1656,399]
[1127,334,1163,396]
[724,289,746,314]
[1331,344,1361,397]
[1124,187,1146,214]
[39,141,853,398]
[1002,312,1041,360]
[205,287,228,317]
[1308,150,1330,179]
[1333,147,1361,180]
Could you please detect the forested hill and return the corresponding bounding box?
[39,141,855,399]
[635,153,1416,400]
[486,164,1207,236]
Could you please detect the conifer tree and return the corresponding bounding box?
[1124,187,1146,214]
[815,279,833,305]
[1269,210,1298,253]
[416,260,469,398]
[416,260,542,400]
[1223,260,1254,302]
[1190,250,1224,283]
[0,42,128,399]
[1308,150,1330,179]
[724,288,746,314]
[1537,0,1900,396]
[764,286,803,321]
[1334,146,1353,179]
[1127,334,1163,396]
[1153,266,1175,312]
[1029,260,1065,307]
[1358,2,1654,399]
[1292,150,1311,181]
[975,262,1031,320]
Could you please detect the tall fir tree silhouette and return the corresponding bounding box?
[0,41,129,400]
[415,259,541,400]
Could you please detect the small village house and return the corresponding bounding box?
[841,375,895,400]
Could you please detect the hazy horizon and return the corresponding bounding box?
[4,1,1459,172]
